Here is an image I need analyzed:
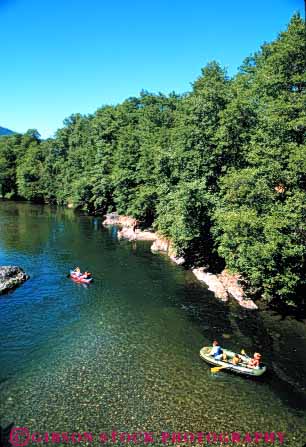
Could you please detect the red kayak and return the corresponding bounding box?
[70,270,93,284]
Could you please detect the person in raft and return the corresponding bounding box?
[231,354,241,365]
[248,352,262,368]
[209,340,223,360]
[74,267,82,277]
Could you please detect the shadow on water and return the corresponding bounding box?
[146,262,306,413]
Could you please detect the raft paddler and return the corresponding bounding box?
[247,352,262,368]
[209,340,223,360]
[73,267,82,277]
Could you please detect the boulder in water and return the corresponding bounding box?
[0,266,29,295]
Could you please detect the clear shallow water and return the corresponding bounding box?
[0,202,305,446]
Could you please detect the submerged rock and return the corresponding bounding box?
[0,266,29,295]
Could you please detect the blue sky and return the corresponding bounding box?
[0,0,303,138]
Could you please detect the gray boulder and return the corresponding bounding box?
[0,266,29,295]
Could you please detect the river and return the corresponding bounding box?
[0,202,305,446]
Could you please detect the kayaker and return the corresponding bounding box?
[247,352,262,368]
[74,267,82,277]
[210,340,223,360]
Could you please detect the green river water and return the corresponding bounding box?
[0,202,305,446]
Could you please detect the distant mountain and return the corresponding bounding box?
[0,126,14,136]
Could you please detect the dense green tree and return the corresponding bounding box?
[0,133,23,198]
[0,14,305,308]
[213,15,306,305]
[15,131,45,201]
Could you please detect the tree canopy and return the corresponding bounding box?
[0,15,305,309]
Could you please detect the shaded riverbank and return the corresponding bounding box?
[0,202,306,446]
[103,214,258,310]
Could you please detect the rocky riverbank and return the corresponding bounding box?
[151,236,257,309]
[103,213,157,241]
[0,266,29,295]
[103,214,257,309]
[192,268,258,309]
[151,237,185,265]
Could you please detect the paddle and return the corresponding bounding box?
[211,365,229,373]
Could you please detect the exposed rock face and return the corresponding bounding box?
[192,267,258,309]
[104,214,157,242]
[117,227,157,242]
[0,266,29,295]
[103,213,136,227]
[192,268,229,302]
[218,269,258,309]
[134,230,157,241]
[151,237,185,265]
[169,255,185,265]
[118,226,136,241]
[151,237,170,253]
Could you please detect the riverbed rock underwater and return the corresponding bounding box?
[0,202,305,446]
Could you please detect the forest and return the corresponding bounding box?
[0,15,305,309]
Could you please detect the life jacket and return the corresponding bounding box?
[213,346,223,358]
[249,358,260,368]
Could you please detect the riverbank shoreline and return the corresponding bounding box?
[1,201,306,446]
[102,213,258,310]
[0,202,302,317]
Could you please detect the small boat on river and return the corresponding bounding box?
[70,270,93,284]
[200,346,267,377]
